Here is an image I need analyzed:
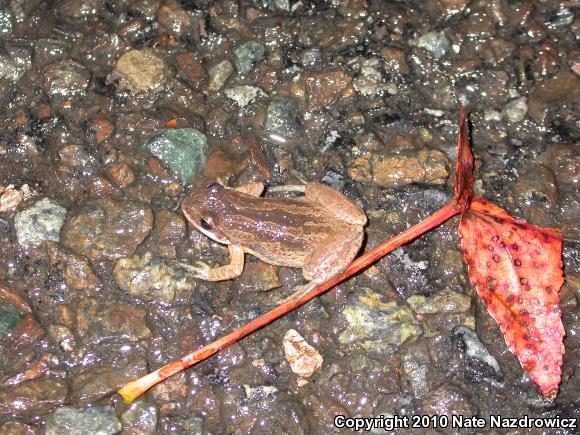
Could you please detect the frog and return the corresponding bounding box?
[179,182,367,286]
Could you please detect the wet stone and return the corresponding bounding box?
[59,145,93,168]
[42,60,90,97]
[301,48,321,67]
[0,303,21,337]
[121,402,158,435]
[452,326,502,378]
[264,96,302,141]
[0,46,32,83]
[419,384,476,417]
[338,288,423,355]
[224,85,267,108]
[407,287,471,314]
[114,252,196,304]
[0,8,13,34]
[110,49,169,94]
[417,31,450,59]
[46,242,101,292]
[71,358,148,404]
[15,198,67,248]
[0,379,67,418]
[141,128,208,184]
[61,199,153,261]
[283,329,323,378]
[353,59,393,96]
[303,69,352,111]
[503,97,528,123]
[44,405,122,435]
[85,303,151,345]
[234,40,266,74]
[207,60,234,92]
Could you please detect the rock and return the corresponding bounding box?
[157,0,193,37]
[71,358,148,404]
[452,326,502,377]
[264,96,302,142]
[114,252,196,304]
[62,199,153,261]
[546,7,574,29]
[0,184,35,214]
[0,422,38,434]
[338,288,423,354]
[14,198,67,247]
[44,405,122,435]
[7,314,45,354]
[237,263,281,292]
[503,97,528,123]
[207,60,234,92]
[407,288,471,314]
[0,7,13,34]
[0,303,21,338]
[234,40,266,74]
[46,242,101,292]
[349,149,449,188]
[303,69,352,111]
[300,48,321,67]
[85,117,114,143]
[42,60,90,97]
[402,344,431,397]
[58,145,93,168]
[353,59,393,96]
[417,31,450,59]
[140,128,208,184]
[419,384,476,417]
[145,209,186,258]
[107,162,135,188]
[224,85,267,108]
[85,303,150,345]
[121,402,158,435]
[110,49,169,94]
[0,379,67,418]
[512,163,559,227]
[0,45,32,82]
[528,73,580,124]
[47,325,75,352]
[381,47,410,75]
[283,329,323,378]
[176,52,207,88]
[243,384,279,400]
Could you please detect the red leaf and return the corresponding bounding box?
[453,106,473,211]
[459,196,565,399]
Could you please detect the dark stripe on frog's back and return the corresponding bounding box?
[219,192,349,267]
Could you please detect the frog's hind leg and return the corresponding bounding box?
[235,183,264,197]
[304,183,367,225]
[302,227,364,283]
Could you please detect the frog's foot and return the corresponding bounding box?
[175,261,212,280]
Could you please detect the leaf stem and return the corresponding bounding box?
[118,200,460,404]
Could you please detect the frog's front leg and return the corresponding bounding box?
[177,244,246,281]
[305,183,367,225]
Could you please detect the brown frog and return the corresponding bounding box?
[179,182,367,285]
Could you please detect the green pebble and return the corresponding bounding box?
[140,128,208,184]
[0,304,21,337]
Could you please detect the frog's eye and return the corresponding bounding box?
[200,218,213,231]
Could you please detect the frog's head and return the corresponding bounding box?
[181,183,230,244]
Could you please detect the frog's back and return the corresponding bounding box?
[219,192,351,267]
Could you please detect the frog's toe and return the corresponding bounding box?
[175,261,211,279]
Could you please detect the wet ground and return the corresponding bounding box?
[0,0,578,433]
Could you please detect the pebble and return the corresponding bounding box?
[85,117,114,143]
[0,303,21,337]
[207,60,234,92]
[176,52,208,88]
[46,241,101,292]
[353,59,393,96]
[107,162,135,188]
[0,184,34,214]
[452,326,502,377]
[302,69,352,111]
[14,198,67,248]
[234,40,266,74]
[0,7,12,34]
[141,128,208,184]
[407,288,471,314]
[283,329,323,378]
[0,45,32,82]
[44,405,122,435]
[419,384,476,417]
[381,47,410,75]
[84,303,151,345]
[503,96,528,123]
[71,358,148,404]
[157,0,193,37]
[348,148,449,188]
[110,49,169,94]
[121,402,159,435]
[61,199,153,261]
[417,31,450,59]
[528,73,580,124]
[0,379,67,418]
[338,288,423,354]
[264,96,302,142]
[224,85,267,108]
[58,145,93,168]
[300,48,321,67]
[402,344,431,397]
[42,60,90,97]
[114,252,196,304]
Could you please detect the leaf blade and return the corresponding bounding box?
[459,197,564,399]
